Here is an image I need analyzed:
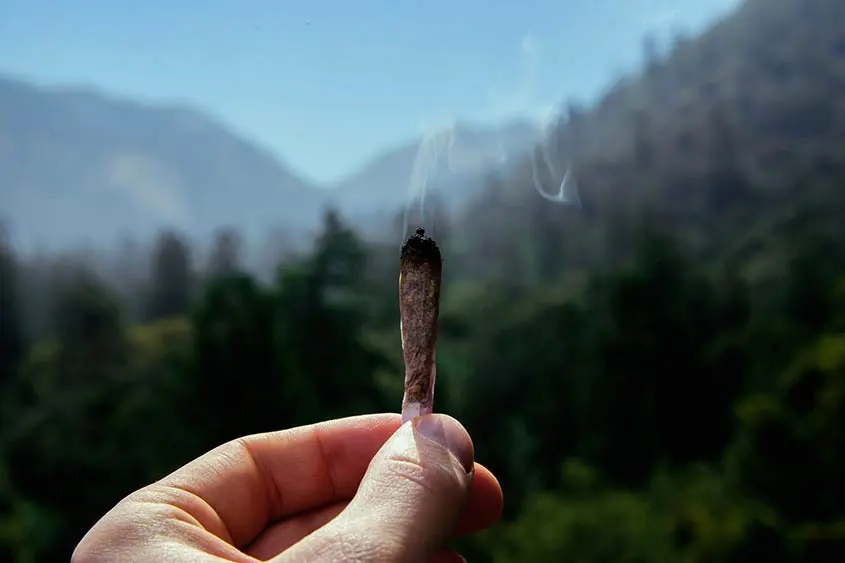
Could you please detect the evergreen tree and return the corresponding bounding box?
[145,230,193,321]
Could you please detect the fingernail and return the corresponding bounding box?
[414,414,474,474]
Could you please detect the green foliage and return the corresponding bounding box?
[489,488,672,563]
[480,462,787,563]
[3,1,845,560]
[272,209,393,422]
[145,230,193,322]
[4,210,845,562]
[189,273,282,442]
[728,335,845,529]
[0,226,25,391]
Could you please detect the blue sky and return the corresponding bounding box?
[0,0,740,183]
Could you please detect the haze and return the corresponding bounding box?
[1,0,740,183]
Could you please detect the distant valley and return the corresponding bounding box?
[0,74,545,251]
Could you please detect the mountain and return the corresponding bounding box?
[0,75,329,250]
[447,0,845,281]
[328,119,542,220]
[0,71,553,250]
[17,0,831,258]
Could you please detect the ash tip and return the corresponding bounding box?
[401,226,441,266]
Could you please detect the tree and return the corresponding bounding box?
[273,209,389,423]
[145,230,192,321]
[704,101,755,213]
[190,274,281,443]
[206,227,243,279]
[48,266,129,387]
[111,233,147,322]
[0,224,25,389]
[727,333,845,559]
[581,230,744,484]
[4,267,131,560]
[642,33,660,70]
[311,208,367,296]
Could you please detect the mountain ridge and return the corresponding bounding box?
[0,72,337,250]
[327,118,543,221]
[0,71,544,250]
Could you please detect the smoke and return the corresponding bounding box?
[402,120,453,239]
[532,106,580,206]
[402,32,580,243]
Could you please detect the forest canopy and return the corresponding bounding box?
[2,0,845,560]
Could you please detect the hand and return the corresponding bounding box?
[72,413,503,562]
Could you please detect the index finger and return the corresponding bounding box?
[153,413,403,548]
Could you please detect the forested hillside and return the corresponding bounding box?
[2,0,845,561]
[448,0,845,287]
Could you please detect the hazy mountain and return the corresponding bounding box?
[327,119,542,219]
[0,75,329,250]
[0,72,554,250]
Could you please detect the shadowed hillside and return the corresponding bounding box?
[449,0,845,285]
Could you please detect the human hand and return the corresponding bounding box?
[72,413,503,562]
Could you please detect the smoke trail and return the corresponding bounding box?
[401,31,581,245]
[402,119,452,241]
[402,117,509,241]
[531,106,581,206]
[492,34,580,207]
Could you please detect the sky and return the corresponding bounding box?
[0,0,741,184]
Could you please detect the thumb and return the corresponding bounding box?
[279,414,474,563]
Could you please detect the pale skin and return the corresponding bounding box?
[72,413,503,563]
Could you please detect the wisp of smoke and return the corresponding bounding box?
[401,33,580,244]
[402,121,450,240]
[402,117,512,241]
[531,106,581,206]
